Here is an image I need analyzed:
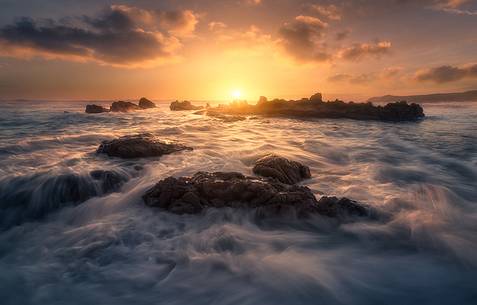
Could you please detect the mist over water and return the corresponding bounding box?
[0,100,476,305]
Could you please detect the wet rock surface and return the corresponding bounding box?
[170,100,204,111]
[142,171,368,218]
[139,97,156,109]
[0,169,130,229]
[110,101,141,112]
[253,154,311,184]
[206,93,425,122]
[97,133,192,159]
[85,104,110,114]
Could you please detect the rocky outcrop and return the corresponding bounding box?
[139,97,156,109]
[315,196,368,218]
[309,92,323,102]
[85,104,110,114]
[205,92,425,122]
[253,154,311,184]
[110,101,141,112]
[0,169,130,229]
[97,133,192,159]
[142,171,368,218]
[170,100,204,111]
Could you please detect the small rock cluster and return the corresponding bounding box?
[85,97,156,114]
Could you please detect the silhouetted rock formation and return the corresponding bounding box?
[170,100,204,111]
[139,97,156,109]
[253,155,311,184]
[110,101,141,112]
[309,92,323,102]
[368,89,477,104]
[97,133,192,159]
[204,92,424,122]
[85,104,110,113]
[142,171,368,218]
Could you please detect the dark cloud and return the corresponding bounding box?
[0,5,198,67]
[335,29,350,40]
[278,15,331,62]
[339,41,391,61]
[416,64,477,83]
[327,73,375,84]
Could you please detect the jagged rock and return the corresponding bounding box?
[309,92,323,102]
[253,154,311,184]
[316,196,368,218]
[142,171,368,218]
[139,97,156,109]
[204,93,425,122]
[85,104,110,114]
[110,101,140,112]
[170,100,204,111]
[97,133,192,159]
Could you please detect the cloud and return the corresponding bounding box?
[339,41,392,61]
[278,15,331,62]
[242,0,262,6]
[0,5,199,68]
[208,21,227,32]
[335,29,351,40]
[415,64,477,83]
[327,73,375,84]
[310,4,342,21]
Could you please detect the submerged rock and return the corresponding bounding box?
[205,93,425,122]
[253,154,311,184]
[110,101,140,112]
[170,100,204,111]
[85,104,110,114]
[142,171,368,218]
[0,169,130,229]
[206,112,247,123]
[139,97,156,109]
[97,133,192,159]
[316,196,368,218]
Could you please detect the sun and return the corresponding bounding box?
[231,89,242,100]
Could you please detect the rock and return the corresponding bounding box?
[110,101,140,112]
[142,171,368,218]
[90,170,128,193]
[85,104,110,114]
[309,92,323,102]
[316,196,368,218]
[139,97,156,109]
[170,100,204,111]
[97,133,192,159]
[253,154,311,184]
[206,112,246,123]
[0,170,130,229]
[379,101,425,121]
[202,93,425,122]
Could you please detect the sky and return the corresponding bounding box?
[0,0,476,101]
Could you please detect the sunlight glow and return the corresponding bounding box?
[231,89,242,100]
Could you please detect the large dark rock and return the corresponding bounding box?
[0,169,129,229]
[97,133,192,159]
[170,100,204,111]
[85,104,110,114]
[110,101,140,112]
[309,92,323,102]
[316,196,368,218]
[142,171,368,218]
[139,97,156,109]
[205,93,425,122]
[253,154,311,184]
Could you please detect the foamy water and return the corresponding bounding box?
[0,100,476,305]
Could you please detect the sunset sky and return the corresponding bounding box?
[0,0,476,101]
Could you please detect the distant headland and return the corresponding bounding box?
[368,90,477,104]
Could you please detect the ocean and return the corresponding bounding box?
[0,100,476,305]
